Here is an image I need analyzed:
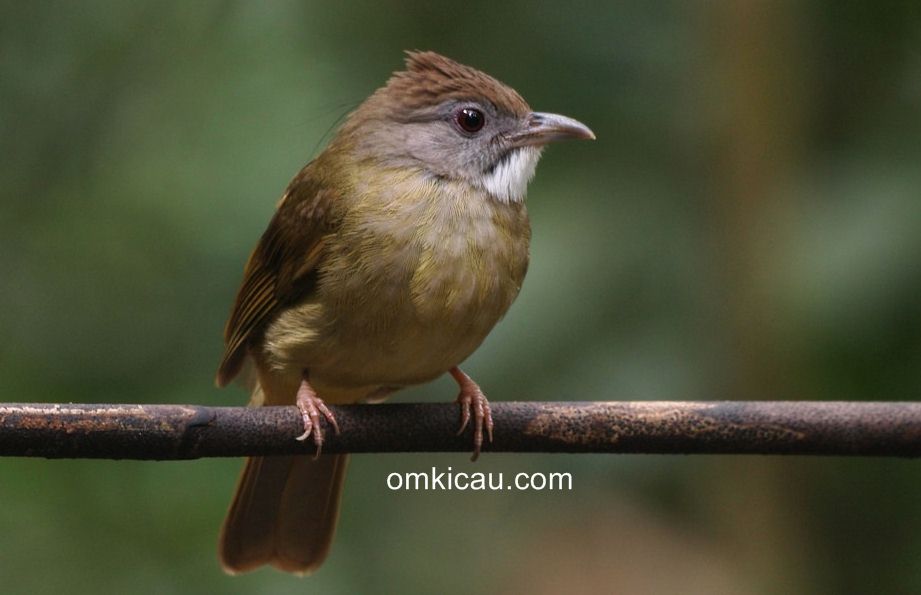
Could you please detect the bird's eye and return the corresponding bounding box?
[455,107,485,133]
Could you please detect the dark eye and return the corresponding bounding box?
[455,107,485,133]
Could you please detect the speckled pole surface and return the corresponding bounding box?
[1,401,919,459]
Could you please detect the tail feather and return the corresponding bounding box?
[219,454,349,575]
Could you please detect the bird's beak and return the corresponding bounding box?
[510,112,596,148]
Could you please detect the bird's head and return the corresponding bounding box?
[333,51,594,203]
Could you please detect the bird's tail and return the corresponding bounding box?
[218,453,349,575]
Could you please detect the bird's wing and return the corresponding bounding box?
[216,168,336,387]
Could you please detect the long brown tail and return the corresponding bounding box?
[218,454,349,575]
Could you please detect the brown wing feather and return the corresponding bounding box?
[216,168,336,387]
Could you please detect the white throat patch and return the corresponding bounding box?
[480,147,543,203]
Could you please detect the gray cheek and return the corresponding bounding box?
[402,125,469,177]
[358,120,496,182]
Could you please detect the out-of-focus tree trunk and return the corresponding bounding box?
[695,2,818,593]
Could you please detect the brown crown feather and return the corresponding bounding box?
[382,51,531,116]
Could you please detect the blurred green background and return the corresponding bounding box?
[1,1,920,593]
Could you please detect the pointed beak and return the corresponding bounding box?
[510,112,596,148]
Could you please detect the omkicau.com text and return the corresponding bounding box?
[386,467,572,491]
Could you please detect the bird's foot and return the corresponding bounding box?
[294,375,340,457]
[450,367,494,462]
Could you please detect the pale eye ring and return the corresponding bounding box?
[455,107,485,133]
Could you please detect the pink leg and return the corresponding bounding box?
[450,367,494,462]
[294,373,340,457]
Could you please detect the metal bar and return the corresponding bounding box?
[0,401,919,460]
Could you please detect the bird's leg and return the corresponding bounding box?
[294,372,340,457]
[450,366,494,461]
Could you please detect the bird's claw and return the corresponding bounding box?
[295,378,339,458]
[452,369,494,462]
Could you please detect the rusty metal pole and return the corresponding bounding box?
[0,401,919,459]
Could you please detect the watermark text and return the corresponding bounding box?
[386,466,572,492]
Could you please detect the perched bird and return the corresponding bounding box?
[216,50,594,575]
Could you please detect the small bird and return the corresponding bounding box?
[216,50,594,575]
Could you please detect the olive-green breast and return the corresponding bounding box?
[262,166,530,390]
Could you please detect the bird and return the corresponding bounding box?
[215,50,594,575]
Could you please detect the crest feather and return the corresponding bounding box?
[383,50,530,116]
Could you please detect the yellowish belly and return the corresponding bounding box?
[259,176,530,402]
